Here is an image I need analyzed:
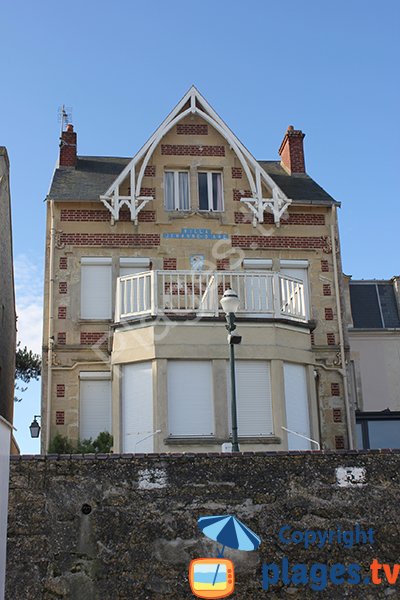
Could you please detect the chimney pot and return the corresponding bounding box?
[66,124,74,132]
[278,125,306,174]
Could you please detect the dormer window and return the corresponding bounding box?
[164,170,190,211]
[198,171,223,211]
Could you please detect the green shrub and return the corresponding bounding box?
[49,431,113,454]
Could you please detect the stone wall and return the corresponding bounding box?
[6,451,400,599]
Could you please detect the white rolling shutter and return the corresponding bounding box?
[280,260,310,319]
[122,362,154,453]
[119,257,150,277]
[81,257,112,319]
[79,372,112,440]
[168,361,214,436]
[283,363,311,450]
[228,361,273,436]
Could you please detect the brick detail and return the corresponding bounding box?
[325,308,334,320]
[60,233,160,247]
[161,144,225,157]
[61,207,156,222]
[59,125,77,167]
[327,333,335,345]
[56,411,65,425]
[234,212,325,225]
[333,409,342,423]
[331,383,340,396]
[177,124,208,135]
[58,306,67,320]
[163,258,177,270]
[321,259,329,272]
[233,189,252,202]
[216,259,230,270]
[310,332,315,346]
[279,127,305,174]
[56,384,65,398]
[335,435,345,450]
[232,236,326,250]
[137,211,156,222]
[144,165,156,177]
[80,332,107,346]
[323,284,332,296]
[231,167,242,179]
[59,257,68,270]
[59,282,67,294]
[138,187,155,198]
[57,332,66,345]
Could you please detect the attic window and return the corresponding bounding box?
[198,172,223,211]
[164,171,190,211]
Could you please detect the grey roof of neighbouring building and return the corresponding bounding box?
[47,156,338,205]
[350,281,400,329]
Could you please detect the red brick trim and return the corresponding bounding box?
[56,384,65,398]
[333,409,342,423]
[60,233,160,247]
[56,411,65,425]
[233,189,252,202]
[59,257,68,270]
[161,144,225,156]
[310,332,315,346]
[57,332,66,345]
[59,282,67,294]
[335,435,345,450]
[231,167,242,179]
[321,259,329,272]
[323,284,332,296]
[232,236,326,249]
[216,258,230,270]
[80,332,107,346]
[144,165,156,177]
[324,308,334,320]
[163,258,177,270]
[331,383,340,396]
[234,212,325,225]
[58,306,67,320]
[177,124,208,135]
[61,207,156,223]
[327,333,335,345]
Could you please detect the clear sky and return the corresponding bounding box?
[2,0,399,453]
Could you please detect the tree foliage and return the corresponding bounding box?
[14,343,42,402]
[49,432,113,454]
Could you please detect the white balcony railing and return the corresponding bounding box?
[115,270,307,323]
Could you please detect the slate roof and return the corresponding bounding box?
[47,156,338,205]
[350,281,400,329]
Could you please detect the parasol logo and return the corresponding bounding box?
[189,514,261,599]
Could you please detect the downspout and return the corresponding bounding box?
[330,205,354,449]
[46,200,56,452]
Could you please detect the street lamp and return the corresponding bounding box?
[220,289,241,452]
[29,415,41,438]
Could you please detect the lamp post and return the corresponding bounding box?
[29,415,41,439]
[220,289,241,452]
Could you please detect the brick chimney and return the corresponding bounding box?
[59,124,77,167]
[278,125,306,174]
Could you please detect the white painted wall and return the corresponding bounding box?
[122,362,154,453]
[0,420,11,600]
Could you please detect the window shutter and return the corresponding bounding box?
[283,363,311,450]
[228,361,273,436]
[122,362,154,452]
[119,257,150,277]
[81,258,112,319]
[168,361,214,436]
[79,374,111,440]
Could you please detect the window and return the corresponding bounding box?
[280,259,310,319]
[284,363,311,450]
[227,361,273,437]
[356,412,400,449]
[168,360,214,437]
[79,372,112,440]
[164,171,190,211]
[119,257,151,315]
[81,257,112,319]
[198,172,223,211]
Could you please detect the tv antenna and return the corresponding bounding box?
[58,105,73,135]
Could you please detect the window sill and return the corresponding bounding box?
[164,436,281,445]
[78,319,113,324]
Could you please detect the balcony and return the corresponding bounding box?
[115,270,307,324]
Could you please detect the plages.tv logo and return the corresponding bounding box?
[189,515,261,599]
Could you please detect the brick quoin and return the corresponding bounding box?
[335,435,345,450]
[231,236,326,250]
[80,332,107,345]
[323,284,332,296]
[59,257,68,269]
[60,233,160,248]
[161,145,225,157]
[177,124,208,135]
[327,333,335,345]
[217,259,230,270]
[234,212,325,225]
[231,167,242,179]
[56,411,65,425]
[59,282,67,294]
[56,384,65,398]
[325,308,334,320]
[310,332,315,346]
[163,258,177,270]
[57,332,66,345]
[333,409,342,423]
[144,165,156,177]
[233,189,252,202]
[58,306,67,319]
[321,259,329,272]
[331,382,340,396]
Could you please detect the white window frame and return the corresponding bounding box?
[164,170,190,211]
[198,171,224,212]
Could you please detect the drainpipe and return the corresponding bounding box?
[330,205,354,449]
[45,200,56,452]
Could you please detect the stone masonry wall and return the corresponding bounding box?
[6,451,400,599]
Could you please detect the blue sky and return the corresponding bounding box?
[2,0,399,452]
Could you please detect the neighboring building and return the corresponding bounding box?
[0,147,16,600]
[41,87,353,454]
[346,276,400,449]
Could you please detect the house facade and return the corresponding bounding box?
[41,87,353,454]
